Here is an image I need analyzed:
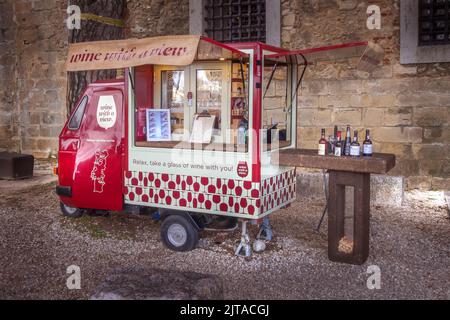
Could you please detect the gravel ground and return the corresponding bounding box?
[0,174,448,300]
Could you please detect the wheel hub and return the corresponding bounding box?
[167,223,187,247]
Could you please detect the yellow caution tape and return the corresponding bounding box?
[80,13,124,28]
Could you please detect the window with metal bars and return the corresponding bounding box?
[419,0,450,46]
[204,0,266,43]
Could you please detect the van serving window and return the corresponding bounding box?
[68,96,88,130]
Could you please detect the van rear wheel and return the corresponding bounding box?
[60,202,84,218]
[160,215,198,252]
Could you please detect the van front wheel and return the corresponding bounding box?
[60,202,84,218]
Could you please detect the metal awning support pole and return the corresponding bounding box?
[239,58,249,118]
[263,61,278,99]
[287,53,308,112]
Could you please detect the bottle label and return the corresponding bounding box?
[334,146,342,157]
[350,145,360,157]
[318,144,326,156]
[363,144,372,155]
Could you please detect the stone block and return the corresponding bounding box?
[360,94,396,108]
[327,80,362,95]
[264,109,286,125]
[0,112,11,126]
[419,159,449,177]
[389,159,420,176]
[296,172,404,207]
[406,176,432,190]
[320,95,362,109]
[298,95,319,108]
[90,268,223,300]
[36,138,58,152]
[380,143,413,160]
[372,127,422,143]
[275,80,287,96]
[363,108,384,127]
[397,93,450,107]
[283,14,295,27]
[431,178,450,191]
[337,0,358,10]
[298,108,332,127]
[264,97,285,110]
[297,127,324,142]
[412,144,450,160]
[423,127,450,143]
[413,107,449,127]
[331,108,362,126]
[301,80,328,96]
[383,107,413,126]
[370,174,405,207]
[393,64,418,76]
[369,65,393,79]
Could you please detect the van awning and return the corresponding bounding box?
[265,41,384,72]
[66,35,248,72]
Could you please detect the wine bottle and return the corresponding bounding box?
[344,125,351,156]
[350,130,360,157]
[318,129,327,156]
[334,131,342,157]
[363,129,373,157]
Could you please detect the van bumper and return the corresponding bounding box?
[56,186,72,198]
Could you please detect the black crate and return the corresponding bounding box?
[0,152,34,180]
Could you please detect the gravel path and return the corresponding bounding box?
[0,176,448,300]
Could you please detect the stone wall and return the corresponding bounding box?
[125,0,189,38]
[0,0,68,158]
[281,0,450,190]
[0,0,448,190]
[0,0,18,152]
[0,0,189,158]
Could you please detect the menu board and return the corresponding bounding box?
[146,109,171,141]
[190,115,216,144]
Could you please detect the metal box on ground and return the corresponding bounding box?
[0,152,34,180]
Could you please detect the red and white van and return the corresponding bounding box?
[56,35,379,254]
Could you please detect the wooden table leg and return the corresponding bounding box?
[328,170,370,265]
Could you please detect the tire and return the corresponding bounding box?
[60,202,84,218]
[160,215,199,252]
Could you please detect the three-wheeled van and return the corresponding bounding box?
[56,35,380,255]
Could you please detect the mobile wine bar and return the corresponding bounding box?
[55,35,393,263]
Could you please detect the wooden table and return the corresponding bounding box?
[276,149,396,265]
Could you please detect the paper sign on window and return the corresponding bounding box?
[190,115,216,144]
[97,96,117,129]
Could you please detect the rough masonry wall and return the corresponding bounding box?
[0,0,68,158]
[282,0,450,190]
[0,0,18,151]
[125,0,189,38]
[0,0,188,158]
[0,0,448,190]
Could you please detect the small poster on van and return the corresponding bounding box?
[146,109,172,141]
[97,96,117,129]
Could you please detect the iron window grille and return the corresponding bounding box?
[419,0,450,46]
[204,0,266,43]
